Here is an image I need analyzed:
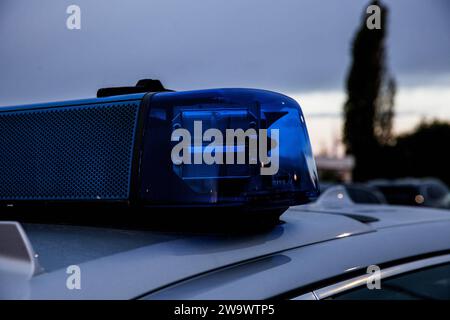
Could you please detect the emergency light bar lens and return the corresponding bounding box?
[139,89,319,209]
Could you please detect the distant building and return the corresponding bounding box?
[315,155,355,182]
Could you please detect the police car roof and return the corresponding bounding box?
[299,203,450,229]
[2,204,449,299]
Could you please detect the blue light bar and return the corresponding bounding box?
[0,84,319,218]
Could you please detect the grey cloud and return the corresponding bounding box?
[0,0,449,106]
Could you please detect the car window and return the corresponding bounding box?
[346,187,383,204]
[426,184,447,200]
[332,263,450,300]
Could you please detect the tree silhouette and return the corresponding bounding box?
[343,0,395,180]
[392,121,450,186]
[342,1,449,186]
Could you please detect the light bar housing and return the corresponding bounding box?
[0,83,319,218]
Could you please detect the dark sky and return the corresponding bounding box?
[1,0,449,106]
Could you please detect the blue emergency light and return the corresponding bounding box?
[0,80,319,218]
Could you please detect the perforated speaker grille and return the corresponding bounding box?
[0,101,141,201]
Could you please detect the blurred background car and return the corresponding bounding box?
[368,178,450,209]
[320,183,386,205]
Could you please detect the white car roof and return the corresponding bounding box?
[1,204,450,299]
